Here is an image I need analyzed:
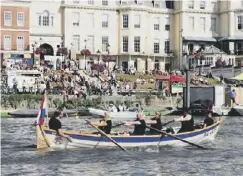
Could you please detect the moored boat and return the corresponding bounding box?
[88,107,174,119]
[37,120,223,149]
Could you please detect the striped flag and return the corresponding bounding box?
[36,94,47,126]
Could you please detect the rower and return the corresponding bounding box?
[149,112,162,134]
[173,109,194,133]
[203,111,214,128]
[125,112,146,135]
[92,111,112,134]
[49,111,72,142]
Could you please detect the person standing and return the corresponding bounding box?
[229,89,238,106]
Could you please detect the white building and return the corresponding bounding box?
[62,0,174,72]
[29,0,63,65]
[25,0,243,70]
[174,0,243,69]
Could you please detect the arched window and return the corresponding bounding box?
[43,10,49,26]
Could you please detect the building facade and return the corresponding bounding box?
[62,0,175,72]
[0,0,31,65]
[174,0,243,69]
[2,0,242,71]
[29,0,63,66]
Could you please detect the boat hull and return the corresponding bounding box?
[42,120,223,149]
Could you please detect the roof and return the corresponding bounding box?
[183,37,217,42]
[218,36,243,41]
[203,45,225,54]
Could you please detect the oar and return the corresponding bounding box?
[161,120,174,127]
[112,122,125,129]
[146,126,208,150]
[85,120,126,151]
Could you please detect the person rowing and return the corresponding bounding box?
[173,108,194,133]
[91,111,112,134]
[203,111,214,128]
[124,112,146,135]
[49,111,72,142]
[148,112,162,134]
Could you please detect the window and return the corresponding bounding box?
[165,25,170,31]
[43,11,49,26]
[87,35,94,52]
[188,0,194,9]
[165,17,170,31]
[154,17,160,30]
[72,12,80,26]
[102,0,108,6]
[123,14,129,28]
[200,1,205,9]
[87,13,94,28]
[73,0,79,3]
[4,11,11,26]
[38,15,41,26]
[72,35,80,51]
[17,12,24,26]
[102,14,108,28]
[51,16,54,26]
[154,3,160,8]
[88,0,94,4]
[238,16,243,30]
[211,2,217,11]
[200,17,206,32]
[134,15,140,28]
[164,40,170,54]
[102,36,109,52]
[122,36,128,52]
[4,36,11,50]
[154,39,160,54]
[211,17,216,31]
[189,17,194,30]
[17,36,24,51]
[134,36,140,52]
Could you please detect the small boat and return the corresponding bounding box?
[88,107,137,119]
[8,108,88,118]
[88,107,174,119]
[37,120,223,149]
[228,105,243,116]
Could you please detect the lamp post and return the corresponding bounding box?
[179,29,183,70]
[84,39,87,70]
[31,41,37,65]
[97,49,101,78]
[106,43,110,75]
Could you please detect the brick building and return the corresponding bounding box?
[0,0,32,66]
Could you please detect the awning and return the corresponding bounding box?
[231,73,243,81]
[170,75,186,82]
[218,36,243,41]
[183,37,217,42]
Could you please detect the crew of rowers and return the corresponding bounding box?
[89,108,215,135]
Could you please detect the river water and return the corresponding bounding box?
[1,116,243,176]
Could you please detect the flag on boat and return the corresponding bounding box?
[36,94,47,126]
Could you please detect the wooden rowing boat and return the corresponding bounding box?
[36,120,223,149]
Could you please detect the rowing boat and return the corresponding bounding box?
[36,120,223,149]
